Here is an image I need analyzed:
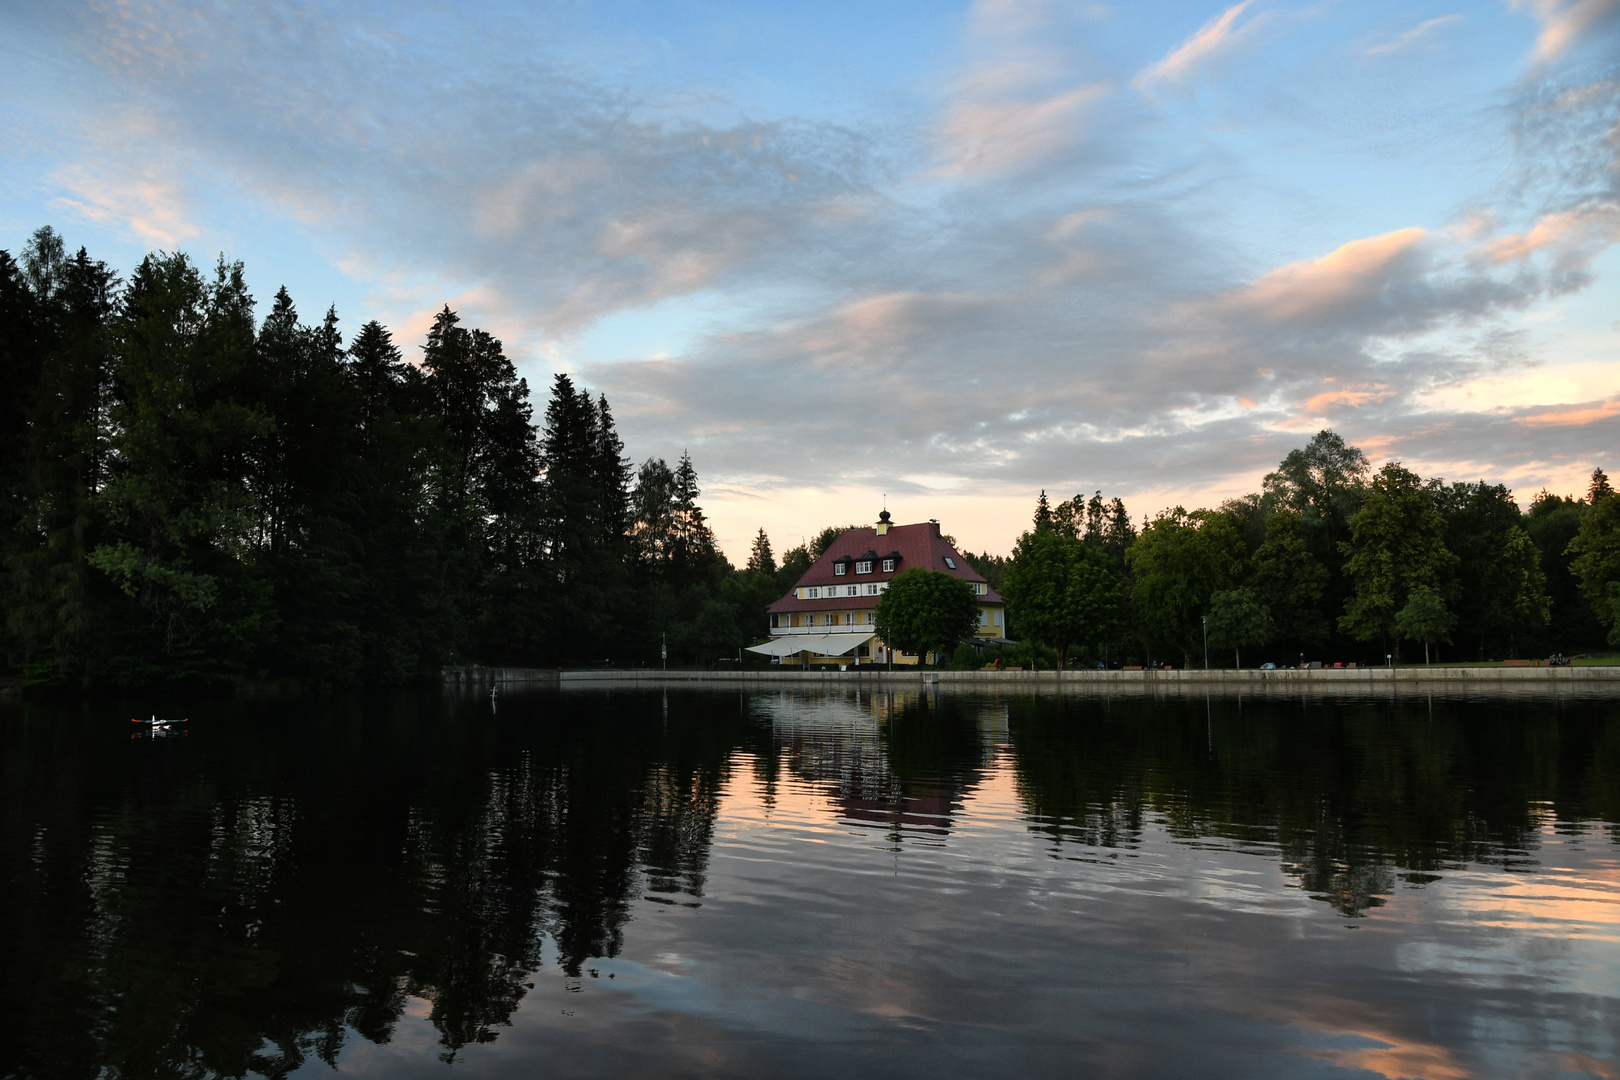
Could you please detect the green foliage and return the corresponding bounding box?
[873,568,978,661]
[1434,481,1549,657]
[1338,463,1456,645]
[810,524,862,559]
[1248,511,1329,647]
[774,544,811,594]
[1003,528,1123,669]
[1125,507,1246,664]
[1205,587,1273,668]
[1568,491,1620,633]
[1525,491,1604,652]
[746,529,775,576]
[961,550,1009,592]
[0,225,766,683]
[1394,585,1456,664]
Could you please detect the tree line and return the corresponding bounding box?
[0,228,794,687]
[7,228,1618,684]
[987,431,1619,668]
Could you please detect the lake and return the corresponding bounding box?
[3,685,1617,1078]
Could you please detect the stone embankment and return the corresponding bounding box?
[444,665,1620,690]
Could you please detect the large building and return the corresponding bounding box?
[747,511,1007,666]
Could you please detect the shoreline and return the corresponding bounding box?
[444,664,1620,692]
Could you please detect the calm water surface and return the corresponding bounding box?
[3,686,1618,1079]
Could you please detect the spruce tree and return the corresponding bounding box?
[747,529,776,576]
[1589,468,1613,504]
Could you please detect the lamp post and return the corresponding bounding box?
[1202,615,1208,670]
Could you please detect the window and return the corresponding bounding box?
[864,584,879,595]
[980,609,990,626]
[881,558,895,572]
[943,557,956,569]
[834,563,846,576]
[807,586,820,599]
[975,582,987,595]
[846,585,858,597]
[856,560,873,574]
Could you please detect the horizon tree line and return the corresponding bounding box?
[990,432,1617,669]
[6,226,1619,684]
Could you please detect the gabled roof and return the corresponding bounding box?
[767,520,1003,613]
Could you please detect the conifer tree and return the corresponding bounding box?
[88,253,273,682]
[747,529,776,576]
[1589,468,1613,504]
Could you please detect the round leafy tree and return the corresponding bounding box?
[874,568,978,663]
[1003,528,1124,670]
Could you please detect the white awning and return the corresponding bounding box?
[745,632,876,658]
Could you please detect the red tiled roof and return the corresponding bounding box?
[766,520,1004,613]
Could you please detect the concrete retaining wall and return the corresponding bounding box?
[445,665,1620,689]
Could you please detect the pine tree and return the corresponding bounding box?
[88,253,273,683]
[1033,490,1053,531]
[1589,468,1613,504]
[670,451,718,583]
[747,529,776,576]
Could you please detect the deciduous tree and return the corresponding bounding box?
[1338,463,1456,651]
[874,568,977,664]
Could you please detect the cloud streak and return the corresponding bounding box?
[1133,1,1259,90]
[1365,15,1462,56]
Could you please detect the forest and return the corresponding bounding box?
[3,226,1618,686]
[971,436,1618,669]
[0,228,795,687]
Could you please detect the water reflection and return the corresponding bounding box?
[1,687,1617,1078]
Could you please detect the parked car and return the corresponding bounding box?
[1259,662,1276,670]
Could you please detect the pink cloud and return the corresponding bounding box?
[1234,228,1429,324]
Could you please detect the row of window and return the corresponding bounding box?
[798,580,987,598]
[833,557,897,576]
[797,583,886,600]
[774,611,875,628]
[772,607,1001,629]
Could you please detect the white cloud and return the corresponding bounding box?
[1515,0,1620,63]
[1364,15,1462,56]
[1133,1,1258,90]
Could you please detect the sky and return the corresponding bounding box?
[2,0,1617,557]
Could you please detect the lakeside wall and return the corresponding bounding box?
[444,664,1620,691]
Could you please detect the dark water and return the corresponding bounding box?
[3,687,1619,1079]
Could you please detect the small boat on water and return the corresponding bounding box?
[131,714,188,732]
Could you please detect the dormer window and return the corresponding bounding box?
[807,586,820,598]
[881,558,895,572]
[943,557,956,569]
[856,559,873,574]
[834,563,846,576]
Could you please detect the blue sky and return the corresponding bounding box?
[2,0,1617,555]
